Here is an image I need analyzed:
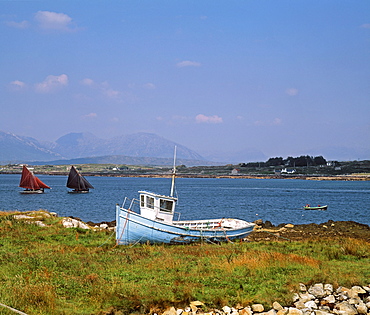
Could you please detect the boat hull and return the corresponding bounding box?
[116,205,255,245]
[303,205,328,210]
[20,190,44,194]
[67,190,89,194]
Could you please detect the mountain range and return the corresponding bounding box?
[0,131,213,166]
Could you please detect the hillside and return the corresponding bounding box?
[0,131,63,163]
[0,131,207,165]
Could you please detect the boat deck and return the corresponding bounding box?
[173,218,253,230]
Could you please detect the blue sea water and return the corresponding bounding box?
[1,174,369,226]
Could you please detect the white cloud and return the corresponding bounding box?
[254,118,282,126]
[9,80,26,90]
[100,81,121,99]
[286,88,298,96]
[35,11,74,31]
[103,88,120,98]
[83,113,97,119]
[5,20,29,29]
[35,74,68,93]
[360,23,370,29]
[272,118,282,125]
[176,60,201,68]
[81,78,94,86]
[82,79,122,100]
[195,114,223,124]
[144,83,156,89]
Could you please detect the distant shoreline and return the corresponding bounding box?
[91,174,370,181]
[1,171,369,181]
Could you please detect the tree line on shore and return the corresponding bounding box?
[240,155,330,168]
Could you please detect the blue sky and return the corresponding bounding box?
[1,1,369,162]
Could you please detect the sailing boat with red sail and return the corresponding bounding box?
[66,165,94,193]
[19,165,51,194]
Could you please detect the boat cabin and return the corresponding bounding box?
[138,190,177,223]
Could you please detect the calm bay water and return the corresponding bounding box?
[1,174,369,226]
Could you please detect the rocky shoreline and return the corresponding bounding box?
[248,220,370,242]
[158,283,370,315]
[83,218,370,243]
[10,211,370,242]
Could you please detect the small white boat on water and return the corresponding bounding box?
[115,148,255,245]
[303,204,328,211]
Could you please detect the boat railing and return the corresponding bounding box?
[173,219,224,230]
[122,197,140,213]
[173,211,181,221]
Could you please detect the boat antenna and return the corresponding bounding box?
[170,146,177,197]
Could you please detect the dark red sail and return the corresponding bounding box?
[19,165,50,190]
[35,176,51,189]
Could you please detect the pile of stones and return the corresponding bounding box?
[161,283,370,315]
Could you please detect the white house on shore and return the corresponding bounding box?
[281,168,296,174]
[231,169,240,175]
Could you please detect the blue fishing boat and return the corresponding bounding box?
[115,148,255,245]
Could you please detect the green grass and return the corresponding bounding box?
[0,211,369,314]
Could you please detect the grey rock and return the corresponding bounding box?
[61,217,90,229]
[309,284,326,298]
[324,284,333,295]
[162,307,177,315]
[351,286,366,294]
[299,283,307,292]
[334,301,358,315]
[294,301,306,309]
[273,302,284,311]
[161,282,370,315]
[287,307,303,315]
[239,307,253,315]
[304,301,317,309]
[348,297,362,305]
[299,293,315,302]
[252,304,264,312]
[355,301,367,314]
[323,295,336,304]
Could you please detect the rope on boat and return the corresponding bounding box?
[98,230,115,248]
[116,208,131,246]
[0,302,28,315]
[223,229,234,243]
[128,235,145,248]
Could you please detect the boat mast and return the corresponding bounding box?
[170,146,177,197]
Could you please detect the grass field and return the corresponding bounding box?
[0,210,369,314]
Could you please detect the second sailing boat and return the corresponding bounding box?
[66,166,94,193]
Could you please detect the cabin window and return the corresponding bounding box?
[146,196,154,209]
[160,199,173,213]
[140,195,145,207]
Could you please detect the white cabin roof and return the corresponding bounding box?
[138,190,177,201]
